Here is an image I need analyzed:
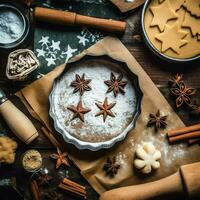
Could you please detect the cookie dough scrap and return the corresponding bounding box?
[155,22,188,54]
[184,0,200,17]
[159,0,185,11]
[150,0,178,32]
[182,11,200,36]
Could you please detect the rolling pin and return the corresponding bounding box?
[100,162,200,200]
[34,7,126,34]
[0,89,38,144]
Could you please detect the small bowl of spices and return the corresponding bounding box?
[0,3,30,50]
[6,49,40,81]
[22,149,42,173]
[141,0,200,63]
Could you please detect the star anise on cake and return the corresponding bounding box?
[169,73,183,87]
[103,157,120,178]
[104,72,127,97]
[170,82,196,108]
[67,100,91,122]
[50,148,69,169]
[147,110,167,131]
[70,74,91,96]
[95,97,116,122]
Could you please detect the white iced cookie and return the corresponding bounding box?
[134,143,161,174]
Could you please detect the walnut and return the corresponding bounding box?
[134,143,161,174]
[0,136,17,164]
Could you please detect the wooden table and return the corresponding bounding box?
[0,3,200,200]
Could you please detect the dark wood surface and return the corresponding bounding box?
[0,2,200,200]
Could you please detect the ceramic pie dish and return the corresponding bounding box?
[49,55,142,151]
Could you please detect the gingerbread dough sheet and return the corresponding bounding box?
[144,0,200,59]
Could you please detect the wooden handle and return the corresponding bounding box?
[100,172,183,200]
[34,7,126,34]
[0,100,38,144]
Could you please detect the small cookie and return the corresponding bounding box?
[150,0,177,32]
[184,0,200,17]
[182,11,200,36]
[155,22,188,54]
[134,143,161,174]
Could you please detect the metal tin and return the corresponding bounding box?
[0,3,30,51]
[141,0,200,63]
[49,55,143,151]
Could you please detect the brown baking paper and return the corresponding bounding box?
[110,0,145,13]
[16,37,200,194]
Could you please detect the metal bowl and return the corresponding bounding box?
[49,55,143,151]
[141,0,200,63]
[0,3,30,50]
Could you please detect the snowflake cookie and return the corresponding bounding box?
[134,143,161,174]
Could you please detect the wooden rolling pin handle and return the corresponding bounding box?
[100,162,200,200]
[100,172,183,200]
[34,7,126,34]
[0,100,38,144]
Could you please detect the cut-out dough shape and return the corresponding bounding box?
[182,11,200,36]
[184,0,200,17]
[159,0,185,11]
[134,143,161,174]
[150,0,178,32]
[155,22,188,54]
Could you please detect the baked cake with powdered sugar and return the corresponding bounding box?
[50,59,138,143]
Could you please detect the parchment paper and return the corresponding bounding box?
[16,37,200,194]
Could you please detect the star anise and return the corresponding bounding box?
[170,82,196,108]
[37,173,53,186]
[44,191,63,200]
[104,72,127,97]
[103,157,120,178]
[50,148,69,169]
[147,110,167,131]
[95,97,116,122]
[70,74,91,96]
[67,100,91,122]
[169,73,183,87]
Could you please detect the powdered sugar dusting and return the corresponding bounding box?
[51,62,137,143]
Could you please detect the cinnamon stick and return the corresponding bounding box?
[59,183,87,199]
[34,7,126,34]
[41,126,61,149]
[167,124,200,137]
[30,180,41,200]
[168,131,200,143]
[63,178,86,191]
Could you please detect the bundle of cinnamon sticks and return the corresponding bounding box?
[59,178,87,199]
[167,123,200,145]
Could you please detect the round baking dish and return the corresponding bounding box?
[49,55,143,151]
[0,3,30,51]
[141,0,200,63]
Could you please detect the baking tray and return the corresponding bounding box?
[49,55,143,151]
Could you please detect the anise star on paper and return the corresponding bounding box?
[103,157,120,178]
[70,73,91,96]
[147,110,167,131]
[169,73,183,87]
[50,148,69,169]
[170,82,196,108]
[150,0,177,31]
[95,97,116,122]
[155,23,188,54]
[104,72,127,97]
[67,100,91,122]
